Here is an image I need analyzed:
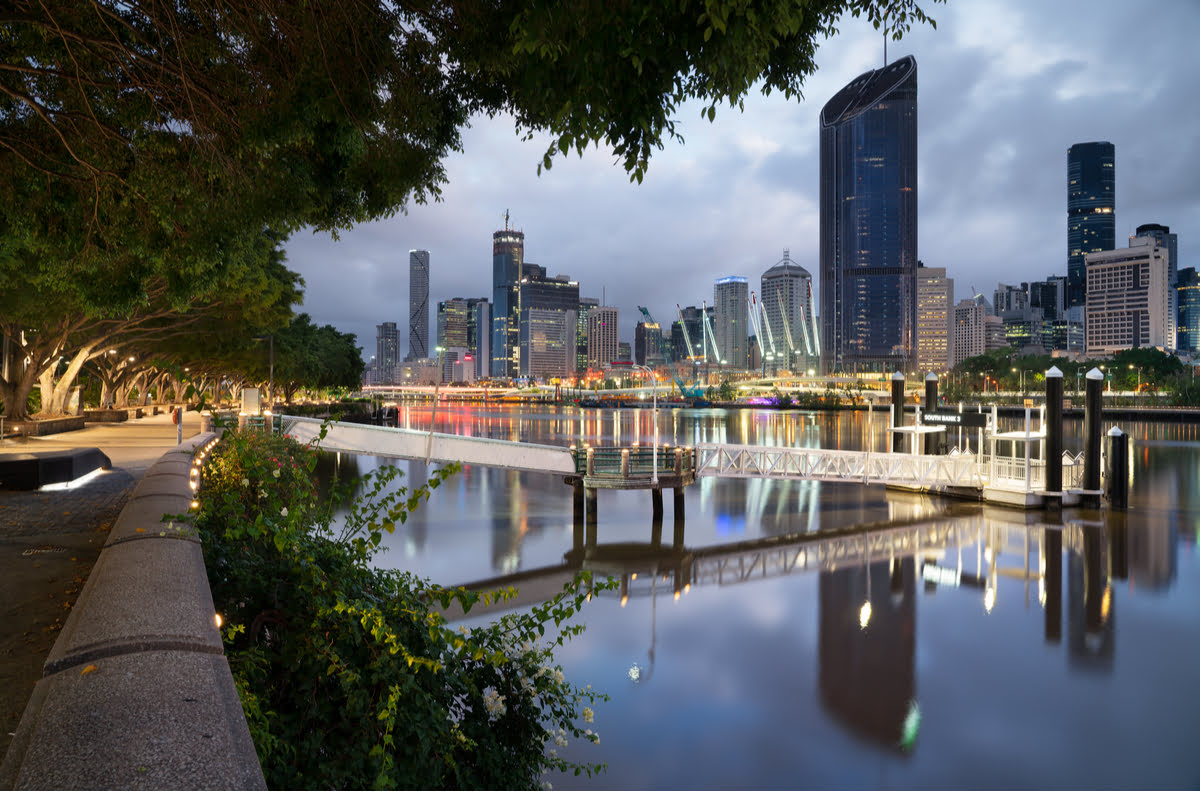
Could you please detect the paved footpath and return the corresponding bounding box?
[0,411,202,758]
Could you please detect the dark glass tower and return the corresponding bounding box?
[491,227,524,377]
[1067,141,1115,308]
[819,55,917,374]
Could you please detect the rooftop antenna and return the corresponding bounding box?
[503,208,510,231]
[783,248,790,262]
[883,13,888,66]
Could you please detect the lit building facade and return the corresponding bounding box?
[950,299,986,367]
[1179,267,1200,352]
[375,321,399,385]
[436,299,470,351]
[1085,237,1172,355]
[491,227,525,377]
[586,306,618,371]
[819,55,918,374]
[408,250,430,361]
[671,305,704,364]
[1067,141,1115,308]
[714,276,749,369]
[762,251,817,373]
[634,321,665,367]
[520,308,575,379]
[916,264,952,373]
[467,298,491,379]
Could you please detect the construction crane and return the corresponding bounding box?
[807,279,820,352]
[701,301,722,363]
[747,292,776,367]
[638,306,669,363]
[775,286,797,362]
[675,304,697,361]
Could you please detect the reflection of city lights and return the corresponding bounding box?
[673,591,680,601]
[984,587,996,613]
[684,583,691,594]
[1101,584,1112,622]
[859,601,872,629]
[630,573,637,581]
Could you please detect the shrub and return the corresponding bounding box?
[191,428,609,789]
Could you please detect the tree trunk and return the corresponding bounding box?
[1,360,41,420]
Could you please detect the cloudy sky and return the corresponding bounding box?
[283,0,1200,354]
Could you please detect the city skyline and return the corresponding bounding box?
[283,0,1200,357]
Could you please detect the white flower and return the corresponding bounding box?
[272,468,280,478]
[482,688,506,719]
[554,669,564,684]
[585,729,592,736]
[280,507,289,517]
[240,477,249,487]
[583,707,594,723]
[555,736,567,747]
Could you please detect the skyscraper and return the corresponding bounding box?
[375,321,399,385]
[409,250,430,360]
[916,264,953,373]
[819,55,918,374]
[714,276,749,369]
[762,251,817,373]
[1178,268,1200,352]
[1084,237,1172,355]
[467,298,491,379]
[1067,141,1115,308]
[491,225,525,377]
[586,306,618,370]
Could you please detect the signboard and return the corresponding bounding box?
[921,410,987,429]
[1024,398,1035,408]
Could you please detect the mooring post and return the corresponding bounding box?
[674,447,683,475]
[674,486,685,520]
[1044,367,1063,505]
[1106,427,1128,510]
[1082,367,1104,508]
[651,487,664,520]
[621,448,630,478]
[924,373,939,455]
[573,481,585,525]
[890,371,905,454]
[586,446,595,477]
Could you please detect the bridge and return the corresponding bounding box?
[278,416,1084,514]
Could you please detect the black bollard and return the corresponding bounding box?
[1082,367,1104,508]
[1106,427,1128,510]
[890,371,905,453]
[924,373,940,455]
[1044,528,1062,644]
[1045,366,1064,502]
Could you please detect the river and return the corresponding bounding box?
[330,404,1200,789]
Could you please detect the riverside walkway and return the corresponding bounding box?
[0,411,263,789]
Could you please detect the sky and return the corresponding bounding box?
[282,0,1200,355]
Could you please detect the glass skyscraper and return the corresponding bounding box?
[1067,141,1115,308]
[408,250,429,360]
[491,227,524,378]
[819,55,917,374]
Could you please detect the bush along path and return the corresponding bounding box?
[187,427,611,789]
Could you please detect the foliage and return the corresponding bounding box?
[191,429,609,789]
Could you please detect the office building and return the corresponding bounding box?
[819,55,918,373]
[950,299,986,368]
[916,264,953,374]
[714,276,749,369]
[1134,223,1179,335]
[1085,237,1172,355]
[617,341,632,363]
[408,250,430,361]
[587,306,618,370]
[491,225,525,378]
[1179,268,1200,352]
[466,298,491,379]
[520,308,575,379]
[762,251,818,372]
[375,322,399,385]
[671,305,705,364]
[436,299,471,351]
[635,321,665,367]
[1067,142,1115,308]
[577,297,599,373]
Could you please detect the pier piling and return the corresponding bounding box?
[1045,367,1063,506]
[924,373,939,455]
[1083,367,1104,508]
[1106,427,1128,510]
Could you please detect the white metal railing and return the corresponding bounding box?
[693,444,984,488]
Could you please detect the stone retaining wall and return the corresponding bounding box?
[0,433,265,790]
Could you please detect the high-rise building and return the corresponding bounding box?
[436,298,470,351]
[577,297,599,373]
[617,341,632,363]
[409,250,430,360]
[671,305,705,364]
[950,299,986,368]
[714,276,749,369]
[491,225,525,378]
[762,251,818,373]
[586,306,618,370]
[520,308,575,379]
[1067,142,1115,308]
[375,321,399,385]
[634,321,664,367]
[1178,268,1199,351]
[916,264,953,374]
[1085,236,1173,355]
[1134,223,1179,337]
[819,55,918,374]
[467,298,491,379]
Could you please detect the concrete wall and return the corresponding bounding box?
[0,433,265,790]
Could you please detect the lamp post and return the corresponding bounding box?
[1129,364,1141,392]
[1011,366,1025,396]
[611,361,658,484]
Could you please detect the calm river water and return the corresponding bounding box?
[333,404,1199,789]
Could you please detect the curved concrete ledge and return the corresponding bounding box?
[0,432,266,790]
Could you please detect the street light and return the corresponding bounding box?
[1129,364,1141,391]
[610,361,658,484]
[1011,367,1025,396]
